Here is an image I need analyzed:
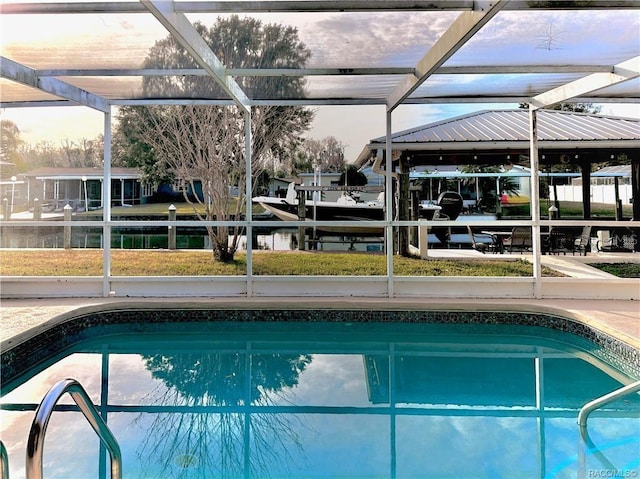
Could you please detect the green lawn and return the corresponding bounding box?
[0,249,563,277]
[587,263,640,278]
[500,201,633,219]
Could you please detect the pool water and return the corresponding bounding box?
[1,322,639,479]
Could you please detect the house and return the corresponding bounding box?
[20,167,147,211]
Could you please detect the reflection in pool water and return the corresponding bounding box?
[1,322,639,479]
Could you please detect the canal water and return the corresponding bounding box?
[0,226,386,252]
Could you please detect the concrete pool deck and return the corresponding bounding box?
[1,296,638,351]
[1,252,638,349]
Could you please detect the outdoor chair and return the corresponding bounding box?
[596,228,638,252]
[467,226,500,254]
[548,227,575,255]
[505,227,532,253]
[573,226,592,256]
[547,226,590,255]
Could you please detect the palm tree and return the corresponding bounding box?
[460,165,519,212]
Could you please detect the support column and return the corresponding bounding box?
[579,158,591,219]
[168,204,176,250]
[614,176,623,221]
[529,107,542,299]
[297,190,306,251]
[385,110,394,297]
[398,154,410,256]
[631,156,640,252]
[34,198,42,246]
[103,108,112,297]
[63,204,73,249]
[632,156,640,221]
[244,109,253,296]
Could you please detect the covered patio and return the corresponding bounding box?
[358,109,639,218]
[355,108,640,254]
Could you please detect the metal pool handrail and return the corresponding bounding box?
[26,378,122,479]
[578,379,640,428]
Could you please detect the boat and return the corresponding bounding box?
[252,183,445,235]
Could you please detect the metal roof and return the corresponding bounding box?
[372,109,640,143]
[22,167,142,180]
[594,164,632,176]
[357,109,640,163]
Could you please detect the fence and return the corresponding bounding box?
[551,185,632,205]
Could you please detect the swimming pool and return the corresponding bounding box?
[1,309,639,479]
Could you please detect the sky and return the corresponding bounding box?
[2,102,639,163]
[1,7,639,162]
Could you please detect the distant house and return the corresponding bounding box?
[20,167,148,211]
[575,165,631,186]
[269,177,297,198]
[0,165,24,213]
[0,160,17,180]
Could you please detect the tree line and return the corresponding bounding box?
[1,118,346,179]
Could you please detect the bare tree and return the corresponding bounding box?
[134,351,313,478]
[133,106,248,261]
[115,16,313,262]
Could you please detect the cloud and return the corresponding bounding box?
[301,11,457,68]
[452,10,639,66]
[2,9,637,161]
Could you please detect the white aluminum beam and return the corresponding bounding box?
[0,56,110,112]
[2,94,637,110]
[32,65,612,77]
[33,67,416,77]
[0,2,472,15]
[530,56,640,110]
[386,0,506,111]
[3,96,634,109]
[2,1,638,14]
[140,0,250,113]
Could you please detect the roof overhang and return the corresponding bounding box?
[356,140,640,166]
[33,175,142,181]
